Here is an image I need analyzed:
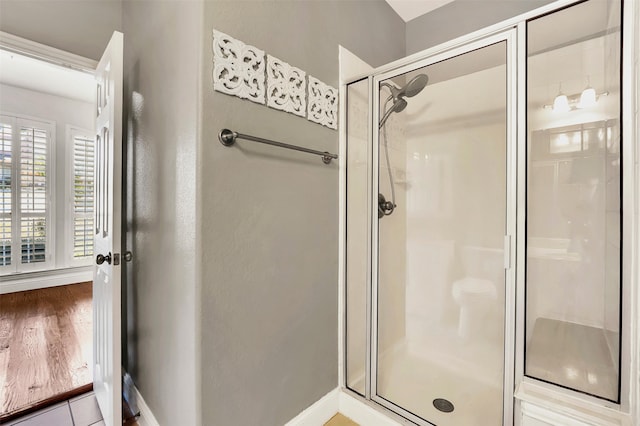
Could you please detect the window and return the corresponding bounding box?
[69,128,95,262]
[0,114,54,273]
[1,122,12,267]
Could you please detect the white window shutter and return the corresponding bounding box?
[72,134,94,258]
[19,123,49,265]
[0,119,12,268]
[0,115,53,274]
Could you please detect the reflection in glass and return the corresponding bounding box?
[376,42,507,425]
[525,0,621,402]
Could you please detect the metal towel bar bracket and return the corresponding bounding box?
[218,128,338,164]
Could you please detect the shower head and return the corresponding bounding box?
[391,97,407,113]
[403,74,429,98]
[378,73,428,128]
[378,75,428,218]
[381,74,429,103]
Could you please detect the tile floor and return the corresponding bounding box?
[5,396,352,426]
[3,392,104,426]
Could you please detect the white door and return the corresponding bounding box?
[93,31,123,426]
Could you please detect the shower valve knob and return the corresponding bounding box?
[378,193,396,218]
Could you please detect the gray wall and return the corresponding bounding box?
[199,1,404,425]
[122,1,201,425]
[406,0,555,54]
[0,0,122,60]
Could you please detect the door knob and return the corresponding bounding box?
[124,251,133,262]
[96,252,112,265]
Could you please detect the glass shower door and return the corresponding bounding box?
[373,38,510,426]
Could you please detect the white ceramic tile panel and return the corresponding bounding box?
[266,55,306,117]
[307,76,338,129]
[212,30,266,104]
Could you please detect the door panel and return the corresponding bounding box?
[93,31,123,426]
[374,41,509,425]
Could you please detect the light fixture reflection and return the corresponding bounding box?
[553,93,570,113]
[546,85,607,113]
[578,86,597,108]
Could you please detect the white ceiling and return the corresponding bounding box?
[0,49,95,103]
[385,0,455,22]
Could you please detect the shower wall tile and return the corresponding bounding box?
[212,29,266,104]
[307,76,338,129]
[266,55,306,117]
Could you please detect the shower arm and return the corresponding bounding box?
[380,81,400,95]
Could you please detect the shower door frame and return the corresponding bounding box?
[368,29,518,426]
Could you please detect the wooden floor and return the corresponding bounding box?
[325,413,359,426]
[0,282,93,421]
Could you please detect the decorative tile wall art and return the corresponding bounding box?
[307,76,338,129]
[212,30,266,104]
[211,28,339,130]
[266,55,306,117]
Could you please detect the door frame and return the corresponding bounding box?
[0,32,98,294]
[0,30,122,419]
[0,32,97,73]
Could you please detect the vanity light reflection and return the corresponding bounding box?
[546,86,608,112]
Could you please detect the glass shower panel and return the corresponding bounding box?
[525,0,621,402]
[376,42,507,425]
[346,78,369,395]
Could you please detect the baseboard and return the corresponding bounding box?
[133,386,160,426]
[285,388,340,426]
[0,267,92,294]
[284,388,405,426]
[338,391,402,426]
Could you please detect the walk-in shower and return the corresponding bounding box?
[344,0,629,425]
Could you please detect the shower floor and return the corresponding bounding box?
[350,341,503,426]
[376,345,503,426]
